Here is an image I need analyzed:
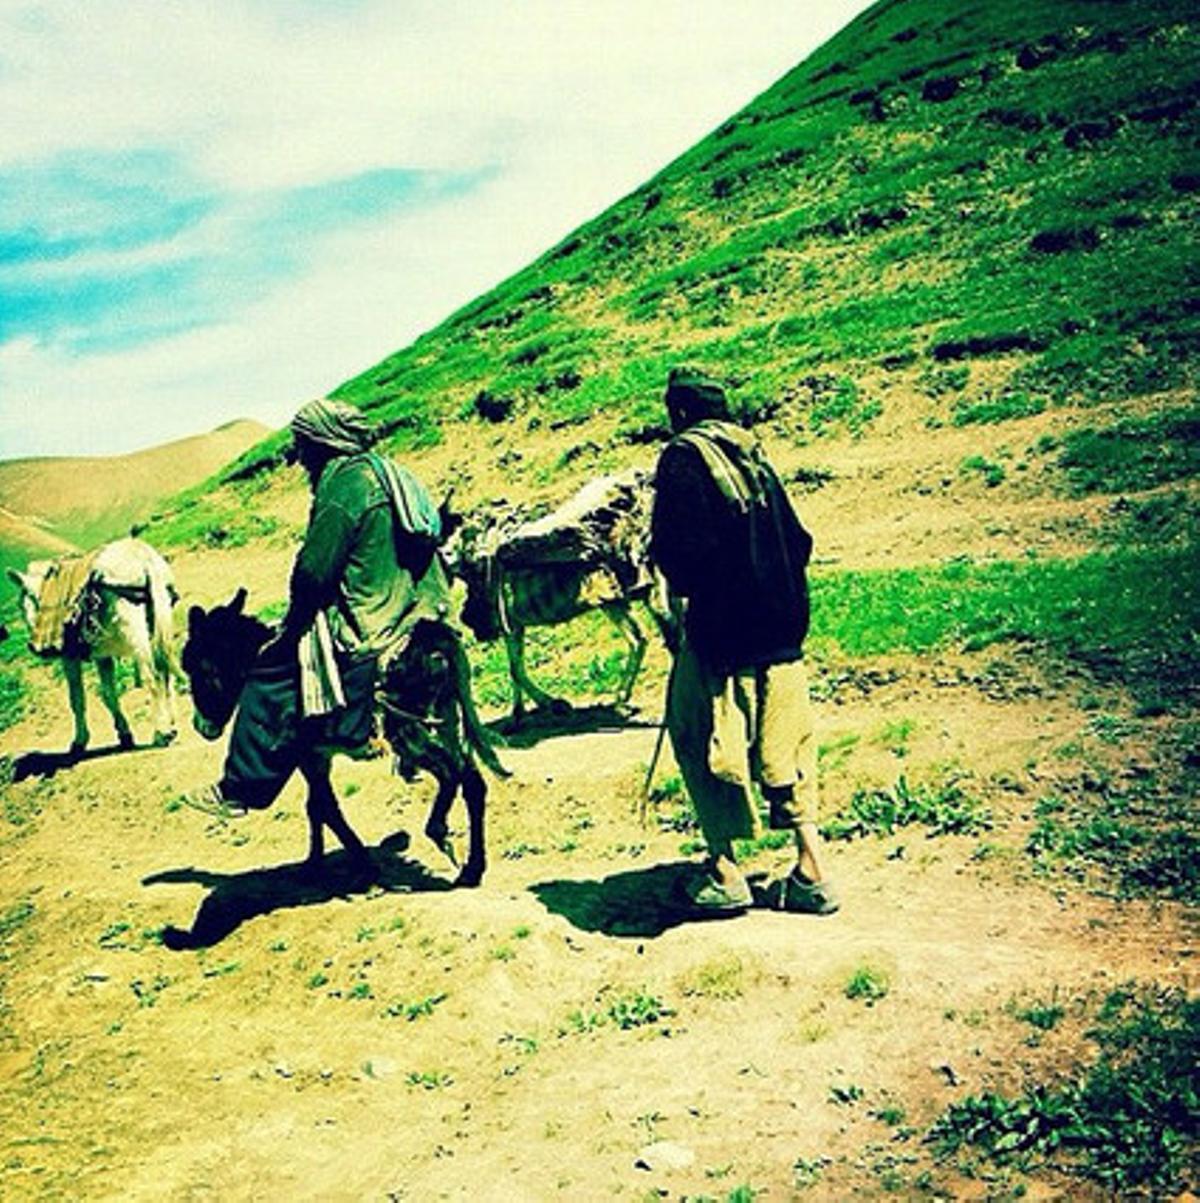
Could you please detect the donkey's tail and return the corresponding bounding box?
[145,552,180,681]
[448,627,510,779]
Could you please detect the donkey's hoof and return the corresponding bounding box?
[454,863,485,889]
[117,731,135,751]
[68,741,88,759]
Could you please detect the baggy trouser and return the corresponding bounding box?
[220,644,377,809]
[666,642,817,854]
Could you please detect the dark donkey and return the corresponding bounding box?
[182,589,506,886]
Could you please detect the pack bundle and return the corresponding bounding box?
[495,469,652,575]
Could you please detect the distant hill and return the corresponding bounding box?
[0,418,270,563]
[0,505,80,589]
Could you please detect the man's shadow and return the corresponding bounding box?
[144,831,450,950]
[491,702,657,749]
[8,741,149,782]
[531,860,753,938]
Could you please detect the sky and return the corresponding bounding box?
[0,0,873,460]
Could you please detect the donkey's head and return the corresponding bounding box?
[441,507,512,643]
[6,561,52,637]
[182,589,271,740]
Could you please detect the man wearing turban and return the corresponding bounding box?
[187,397,447,817]
[649,368,838,916]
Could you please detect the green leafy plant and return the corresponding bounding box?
[928,986,1199,1194]
[405,1069,453,1090]
[844,965,890,1005]
[959,454,1006,488]
[382,992,446,1021]
[822,774,990,841]
[607,990,673,1030]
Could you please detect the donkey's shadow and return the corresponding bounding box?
[8,740,147,782]
[490,702,656,749]
[144,831,449,950]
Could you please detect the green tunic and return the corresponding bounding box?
[286,453,448,657]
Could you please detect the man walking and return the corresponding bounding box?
[650,368,838,915]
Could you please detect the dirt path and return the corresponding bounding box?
[1,644,1192,1201]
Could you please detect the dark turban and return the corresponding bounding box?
[665,367,730,432]
[290,398,376,455]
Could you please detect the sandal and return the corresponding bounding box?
[773,871,840,916]
[687,871,753,913]
[180,783,250,822]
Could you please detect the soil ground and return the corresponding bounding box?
[1,400,1195,1201]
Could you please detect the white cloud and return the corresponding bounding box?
[0,0,873,458]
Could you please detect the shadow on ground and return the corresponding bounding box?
[7,741,154,782]
[144,831,451,950]
[490,702,658,749]
[531,860,751,938]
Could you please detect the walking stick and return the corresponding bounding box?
[640,714,669,826]
[639,594,680,826]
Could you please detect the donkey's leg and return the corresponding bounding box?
[146,642,178,747]
[146,662,177,746]
[455,765,487,888]
[95,657,134,749]
[423,772,458,862]
[299,755,372,876]
[300,763,327,868]
[609,603,647,707]
[505,626,567,720]
[129,613,176,746]
[64,657,90,753]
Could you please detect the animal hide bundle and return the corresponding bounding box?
[494,469,652,582]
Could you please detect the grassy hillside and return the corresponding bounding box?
[320,0,1199,458]
[143,0,1198,705]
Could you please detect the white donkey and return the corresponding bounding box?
[8,537,179,753]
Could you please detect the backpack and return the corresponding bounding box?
[673,420,812,578]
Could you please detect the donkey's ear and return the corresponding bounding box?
[231,587,248,613]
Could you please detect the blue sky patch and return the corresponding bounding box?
[0,148,487,354]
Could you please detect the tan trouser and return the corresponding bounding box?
[666,644,818,853]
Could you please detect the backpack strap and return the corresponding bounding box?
[673,421,771,513]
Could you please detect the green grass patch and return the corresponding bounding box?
[1026,770,1199,905]
[148,490,281,551]
[1052,407,1200,496]
[952,390,1045,426]
[959,454,1006,488]
[564,989,674,1034]
[810,545,1200,709]
[0,664,28,736]
[929,985,1199,1196]
[845,963,891,1005]
[382,992,446,1022]
[0,898,35,945]
[821,774,991,842]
